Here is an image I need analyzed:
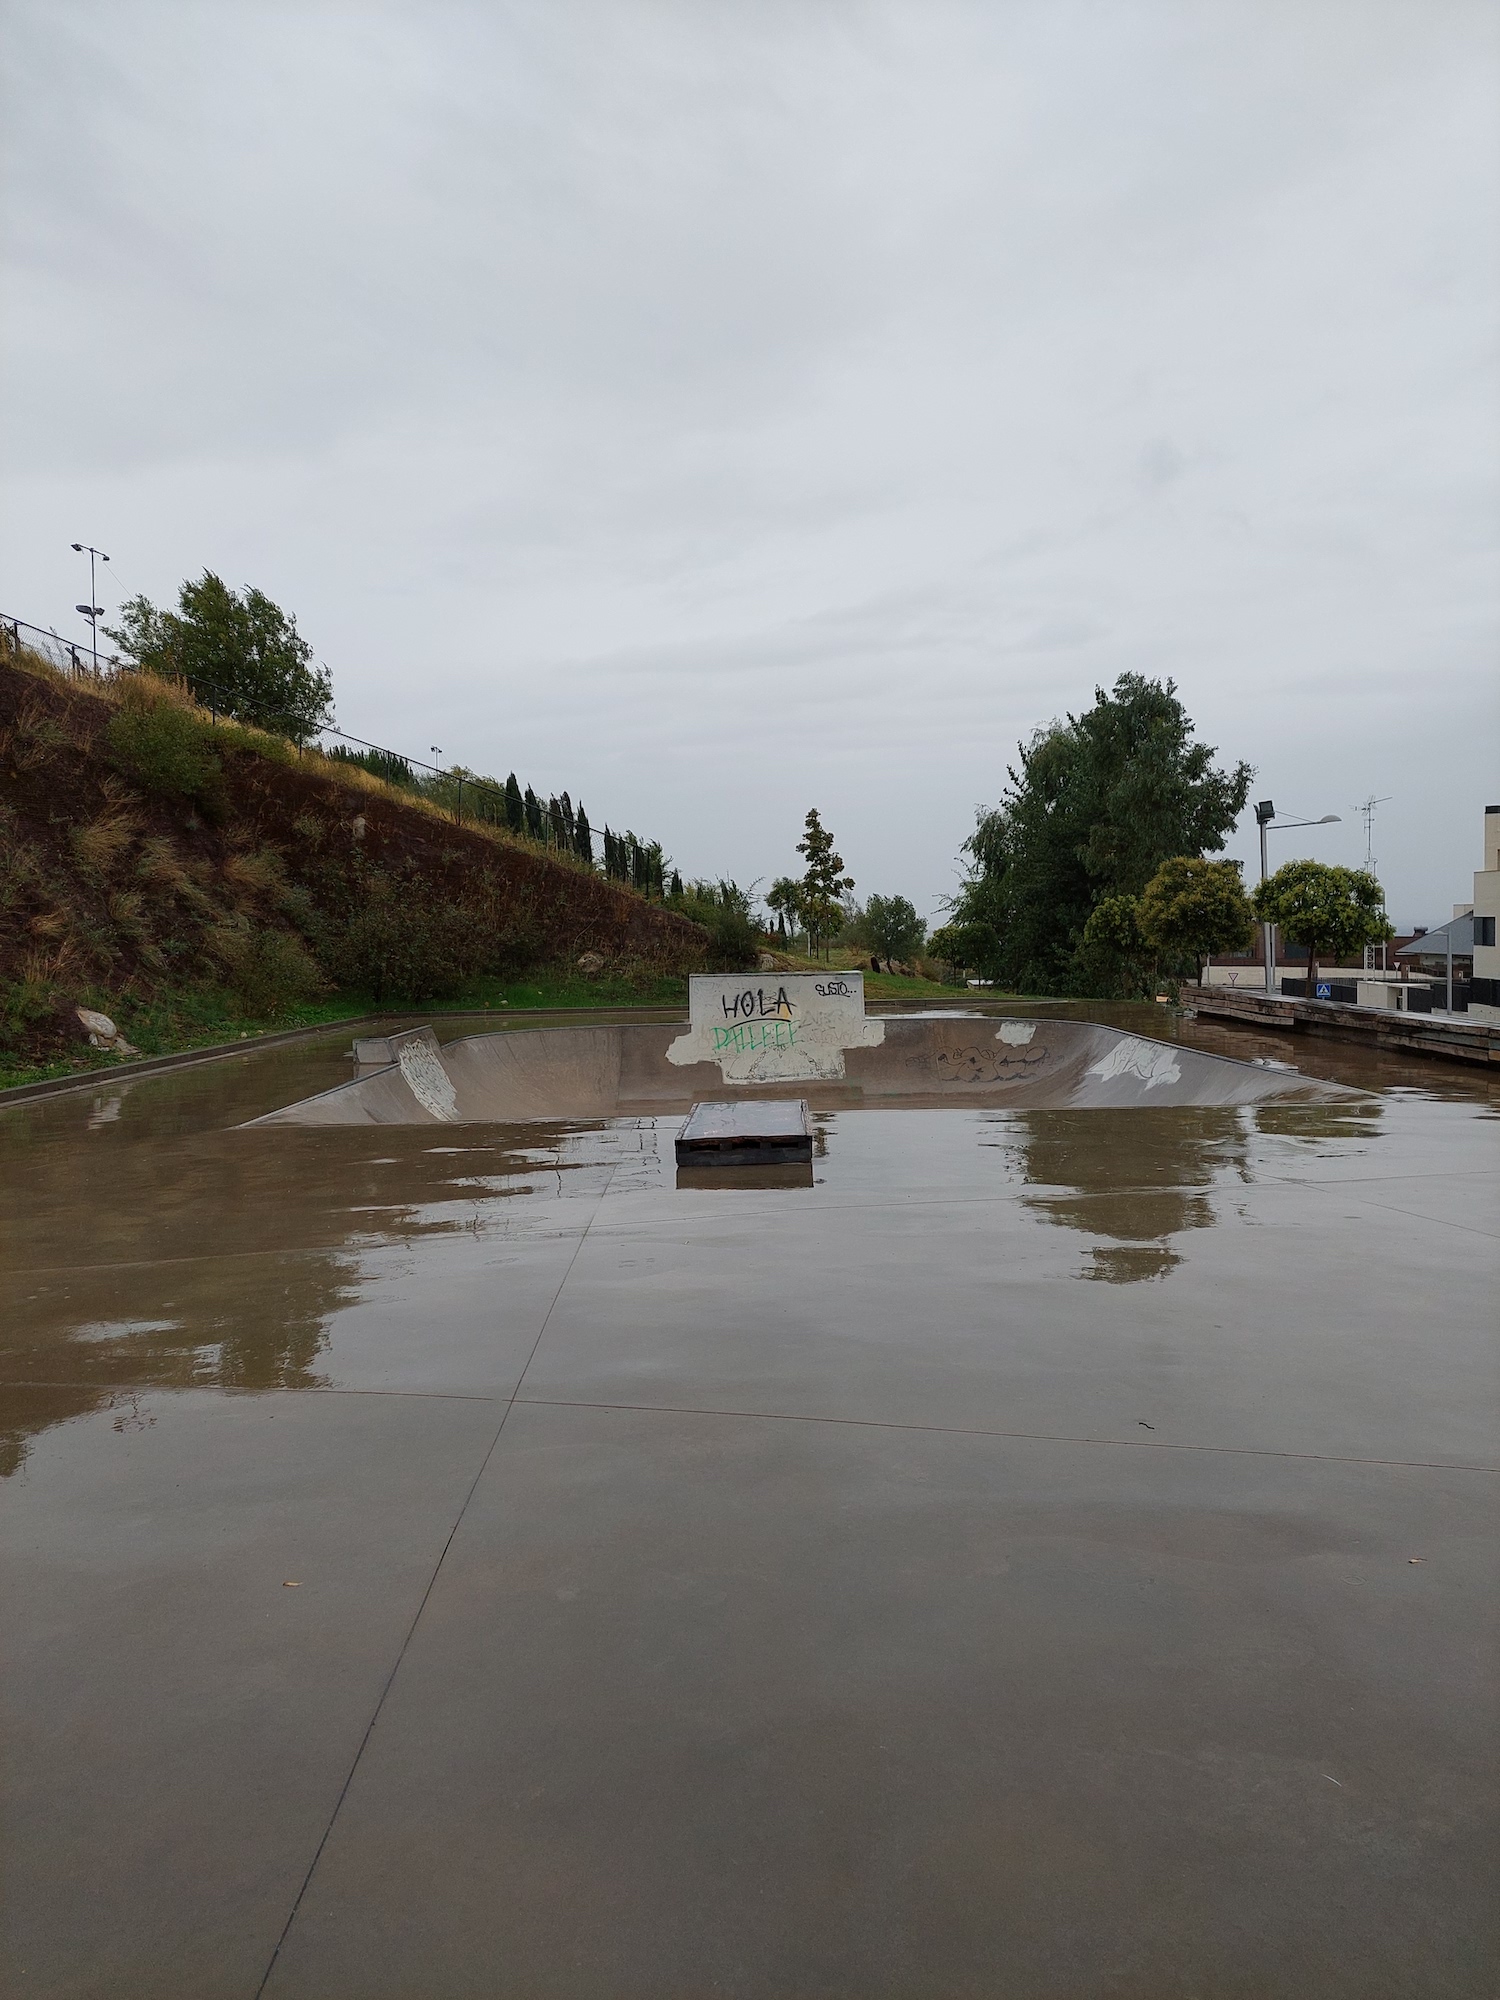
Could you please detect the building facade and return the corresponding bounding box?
[1471,805,1500,1024]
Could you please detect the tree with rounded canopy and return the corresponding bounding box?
[1079,893,1154,998]
[1136,856,1255,986]
[108,572,333,742]
[928,921,999,983]
[1251,861,1392,999]
[864,893,926,970]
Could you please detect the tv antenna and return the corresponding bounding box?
[1352,795,1391,873]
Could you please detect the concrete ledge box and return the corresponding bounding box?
[675,1099,813,1166]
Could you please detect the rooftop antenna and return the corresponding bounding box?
[1352,795,1391,873]
[1353,795,1393,972]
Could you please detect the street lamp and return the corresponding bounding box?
[1255,801,1342,993]
[70,542,110,674]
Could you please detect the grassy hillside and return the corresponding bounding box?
[0,639,706,1082]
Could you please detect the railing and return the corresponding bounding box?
[1,612,129,680]
[0,608,655,881]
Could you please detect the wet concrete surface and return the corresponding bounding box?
[2,1004,1497,1996]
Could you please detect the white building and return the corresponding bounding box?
[1471,805,1500,1025]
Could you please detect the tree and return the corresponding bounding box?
[928,921,997,983]
[1136,856,1254,986]
[523,786,544,841]
[107,571,333,742]
[864,893,926,970]
[1078,894,1154,999]
[574,803,593,866]
[766,876,804,948]
[795,808,854,958]
[946,675,1252,995]
[504,773,525,834]
[1252,861,1392,999]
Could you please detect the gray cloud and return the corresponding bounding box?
[3,0,1496,923]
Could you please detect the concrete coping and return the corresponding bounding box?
[351,1025,440,1067]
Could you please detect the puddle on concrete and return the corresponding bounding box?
[2,1004,1495,1477]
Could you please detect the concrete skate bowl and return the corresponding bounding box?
[247,1017,1361,1127]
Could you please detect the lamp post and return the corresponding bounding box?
[70,542,109,674]
[1254,802,1342,994]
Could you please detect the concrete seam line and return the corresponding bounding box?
[510,1398,1500,1476]
[252,1164,618,2000]
[1297,1179,1500,1242]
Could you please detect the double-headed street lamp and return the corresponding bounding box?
[70,542,110,674]
[1255,800,1341,993]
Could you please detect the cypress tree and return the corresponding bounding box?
[504,773,524,834]
[559,791,575,843]
[548,796,565,846]
[575,804,593,865]
[524,786,543,841]
[669,869,683,898]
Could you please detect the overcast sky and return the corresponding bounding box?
[3,1,1497,927]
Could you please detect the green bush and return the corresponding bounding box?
[104,697,223,811]
[0,975,56,1056]
[206,923,328,1016]
[665,880,758,972]
[316,878,484,1002]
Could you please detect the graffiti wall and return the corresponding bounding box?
[666,972,887,1082]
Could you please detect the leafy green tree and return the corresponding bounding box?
[948,675,1252,994]
[864,893,926,969]
[927,921,998,983]
[1136,856,1254,986]
[108,572,333,742]
[766,876,804,947]
[796,808,854,958]
[1078,894,1154,998]
[1252,861,1392,999]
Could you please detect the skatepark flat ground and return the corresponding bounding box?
[2,1003,1497,1997]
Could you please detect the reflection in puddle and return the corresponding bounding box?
[1,1111,661,1476]
[2,1001,1469,1478]
[1001,1107,1250,1284]
[1080,1245,1183,1284]
[676,1162,816,1192]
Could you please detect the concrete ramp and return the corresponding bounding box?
[246,1016,1359,1126]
